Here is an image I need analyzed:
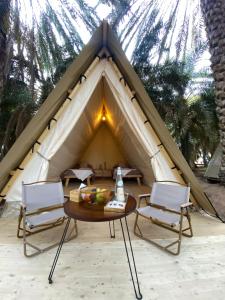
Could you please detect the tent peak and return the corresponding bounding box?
[98,47,111,58]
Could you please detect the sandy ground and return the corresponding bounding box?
[1,178,225,300]
[195,172,225,222]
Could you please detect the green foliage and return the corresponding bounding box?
[0,0,11,35]
[39,56,75,104]
[39,78,54,104]
[52,56,75,84]
[0,78,36,156]
[134,60,218,166]
[134,61,190,115]
[132,17,163,65]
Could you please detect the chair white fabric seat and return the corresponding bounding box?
[26,208,65,228]
[137,206,180,226]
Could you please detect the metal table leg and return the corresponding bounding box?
[109,221,115,238]
[120,216,142,300]
[48,218,71,284]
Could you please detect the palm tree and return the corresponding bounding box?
[201,0,225,182]
[0,0,11,93]
[134,58,218,167]
[0,0,100,157]
[101,0,207,65]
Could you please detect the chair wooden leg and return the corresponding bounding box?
[176,213,184,255]
[65,219,78,241]
[17,206,23,238]
[23,218,78,257]
[65,178,69,187]
[134,211,190,255]
[134,212,145,239]
[18,216,66,239]
[133,211,139,234]
[137,177,141,186]
[186,209,193,237]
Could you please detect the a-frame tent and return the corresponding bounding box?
[0,21,217,216]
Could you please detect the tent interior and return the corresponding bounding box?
[47,78,155,184]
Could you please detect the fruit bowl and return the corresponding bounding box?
[80,187,113,205]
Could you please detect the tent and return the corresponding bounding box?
[204,144,222,182]
[0,21,217,216]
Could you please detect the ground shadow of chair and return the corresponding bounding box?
[17,181,78,257]
[134,181,193,255]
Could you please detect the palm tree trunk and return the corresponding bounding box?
[201,0,225,183]
[0,0,11,93]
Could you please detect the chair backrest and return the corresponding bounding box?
[22,181,64,212]
[150,182,190,211]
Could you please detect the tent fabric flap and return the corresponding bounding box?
[205,144,222,180]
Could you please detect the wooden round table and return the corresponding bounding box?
[64,194,137,222]
[48,195,142,300]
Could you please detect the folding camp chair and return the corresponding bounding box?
[134,181,193,255]
[17,181,78,257]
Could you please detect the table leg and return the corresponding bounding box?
[65,178,69,187]
[120,217,142,300]
[48,218,71,284]
[137,177,141,186]
[109,221,115,238]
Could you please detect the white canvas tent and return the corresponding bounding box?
[204,144,222,181]
[0,22,217,216]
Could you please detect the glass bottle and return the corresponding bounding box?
[115,167,125,202]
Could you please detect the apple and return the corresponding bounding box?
[95,189,106,204]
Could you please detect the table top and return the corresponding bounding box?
[64,195,137,222]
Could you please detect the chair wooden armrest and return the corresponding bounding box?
[20,203,26,209]
[137,193,151,208]
[180,202,193,208]
[139,193,151,199]
[155,180,189,187]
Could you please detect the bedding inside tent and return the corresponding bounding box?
[5,59,182,202]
